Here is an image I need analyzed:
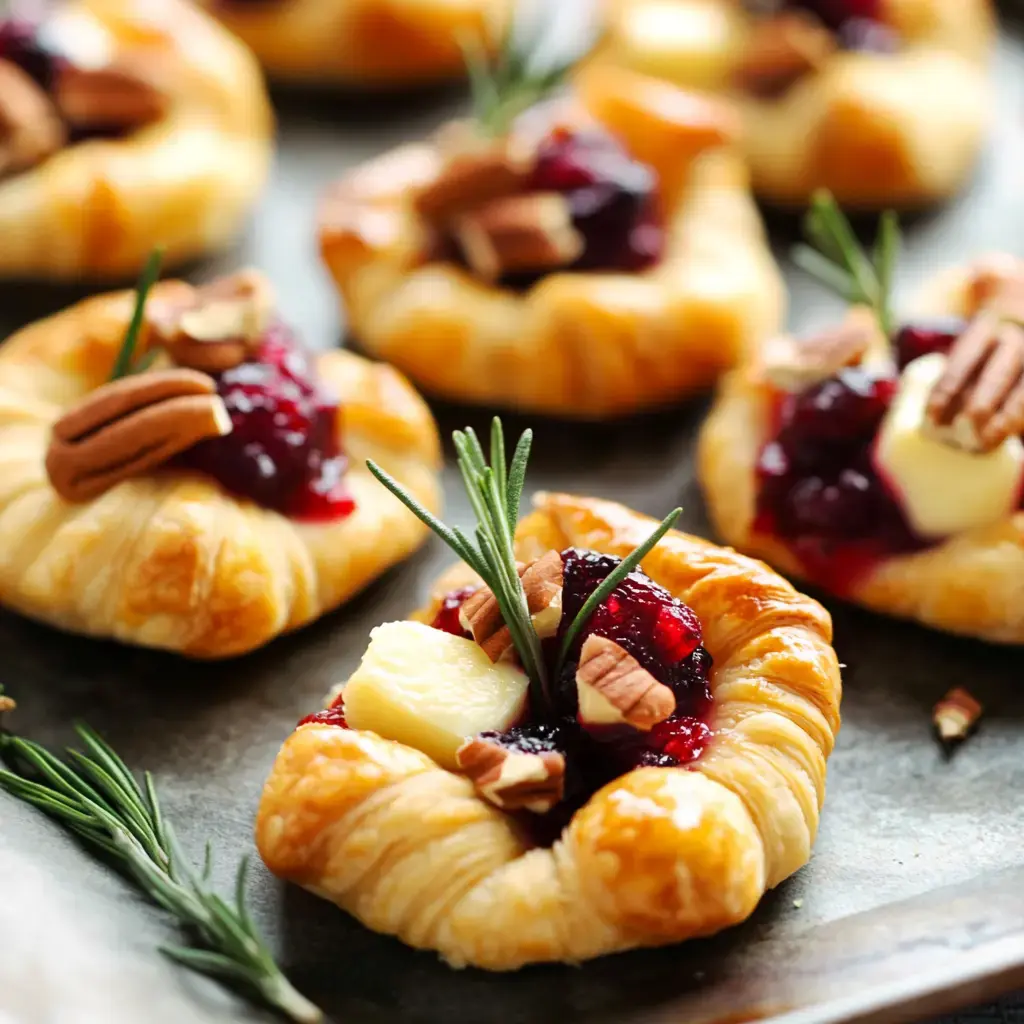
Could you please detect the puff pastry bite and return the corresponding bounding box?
[201,0,511,86]
[591,0,994,209]
[700,197,1024,643]
[257,421,841,969]
[0,264,441,657]
[0,0,272,280]
[319,48,783,418]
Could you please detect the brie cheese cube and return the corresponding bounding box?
[873,353,1024,539]
[343,621,530,771]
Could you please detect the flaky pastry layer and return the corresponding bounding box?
[0,283,442,657]
[699,258,1024,643]
[201,0,510,85]
[0,0,273,279]
[591,0,994,208]
[256,493,841,969]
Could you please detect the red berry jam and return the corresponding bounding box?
[528,128,664,274]
[180,323,356,521]
[299,694,347,729]
[785,0,881,31]
[754,364,931,591]
[893,318,965,371]
[430,585,477,637]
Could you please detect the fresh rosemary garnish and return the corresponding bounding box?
[461,4,597,137]
[0,691,321,1024]
[109,247,164,381]
[792,189,900,338]
[367,417,682,714]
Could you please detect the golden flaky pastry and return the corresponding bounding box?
[699,256,1024,644]
[319,67,783,418]
[0,0,272,280]
[200,0,510,85]
[590,0,994,208]
[0,280,441,658]
[256,493,841,969]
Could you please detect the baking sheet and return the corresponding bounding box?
[1,13,1024,1024]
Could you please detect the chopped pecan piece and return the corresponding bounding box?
[455,193,584,282]
[925,315,1024,452]
[575,635,675,731]
[933,687,982,744]
[414,129,535,223]
[46,369,232,503]
[456,735,565,814]
[964,255,1024,316]
[762,306,878,390]
[734,11,835,98]
[0,59,64,177]
[55,53,170,132]
[148,270,275,374]
[0,694,15,715]
[460,550,564,661]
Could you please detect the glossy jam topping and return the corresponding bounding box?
[528,128,664,274]
[180,323,356,521]
[299,694,347,729]
[893,318,965,370]
[430,586,477,637]
[785,0,881,32]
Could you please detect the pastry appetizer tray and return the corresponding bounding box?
[3,21,1024,1024]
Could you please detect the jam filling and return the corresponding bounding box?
[753,321,986,593]
[179,322,356,521]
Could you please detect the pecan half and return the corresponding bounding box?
[55,52,170,132]
[575,635,675,731]
[762,306,878,391]
[414,128,535,224]
[456,735,565,814]
[0,59,64,177]
[925,314,1024,452]
[460,549,564,662]
[933,687,982,744]
[455,193,584,282]
[148,270,275,374]
[734,11,835,98]
[46,369,231,503]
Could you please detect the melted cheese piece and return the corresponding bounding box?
[343,621,529,771]
[873,353,1024,538]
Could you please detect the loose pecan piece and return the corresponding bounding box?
[55,53,170,132]
[762,306,878,390]
[148,270,275,374]
[575,635,675,731]
[456,735,565,814]
[933,687,982,744]
[46,369,232,503]
[734,12,835,98]
[0,59,65,177]
[459,549,564,661]
[926,314,1024,452]
[455,193,584,282]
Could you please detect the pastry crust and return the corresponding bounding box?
[0,0,273,280]
[591,0,995,208]
[319,75,783,418]
[0,282,442,658]
[699,258,1024,644]
[256,493,841,969]
[201,0,510,86]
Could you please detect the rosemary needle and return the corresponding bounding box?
[0,691,321,1024]
[109,246,164,381]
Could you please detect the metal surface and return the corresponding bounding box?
[1,22,1023,1024]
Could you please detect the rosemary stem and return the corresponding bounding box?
[259,972,324,1024]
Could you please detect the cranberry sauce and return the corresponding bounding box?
[754,323,969,592]
[784,0,880,32]
[528,128,664,274]
[180,322,356,522]
[430,586,478,637]
[299,693,347,729]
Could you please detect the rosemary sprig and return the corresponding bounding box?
[0,692,321,1024]
[367,418,683,714]
[109,247,164,381]
[368,419,552,711]
[556,507,681,669]
[792,190,900,338]
[462,4,596,137]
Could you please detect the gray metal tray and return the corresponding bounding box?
[1,16,1023,1024]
